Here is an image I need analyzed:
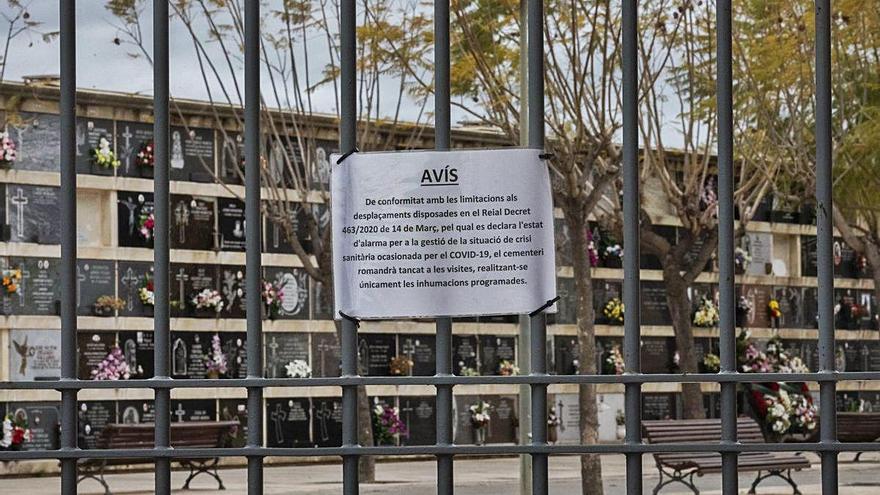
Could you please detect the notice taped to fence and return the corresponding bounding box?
[331,148,556,319]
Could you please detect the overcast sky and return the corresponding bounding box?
[3,1,433,122]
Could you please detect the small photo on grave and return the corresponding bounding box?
[6,257,60,316]
[75,118,117,176]
[265,398,311,448]
[263,266,310,320]
[169,126,215,183]
[5,402,60,450]
[76,259,117,316]
[311,332,341,377]
[117,191,155,248]
[171,194,217,251]
[77,401,117,450]
[5,112,61,172]
[359,333,397,376]
[9,329,61,381]
[118,400,156,424]
[309,140,335,188]
[118,331,155,378]
[115,121,154,178]
[399,396,436,446]
[117,261,155,317]
[170,399,217,424]
[264,333,310,379]
[6,184,61,244]
[311,398,343,448]
[218,198,246,251]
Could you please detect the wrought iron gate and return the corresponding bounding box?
[0,1,867,495]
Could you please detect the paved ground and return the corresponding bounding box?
[3,452,880,494]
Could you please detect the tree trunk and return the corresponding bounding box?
[664,269,705,420]
[865,246,880,331]
[568,212,604,495]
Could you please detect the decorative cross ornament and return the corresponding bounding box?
[10,188,28,240]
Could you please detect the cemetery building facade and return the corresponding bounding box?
[0,81,876,473]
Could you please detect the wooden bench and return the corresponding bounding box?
[642,418,811,494]
[838,412,880,461]
[78,421,239,494]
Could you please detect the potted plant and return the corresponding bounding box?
[372,403,407,446]
[204,333,228,379]
[0,412,31,451]
[0,130,18,170]
[93,295,125,317]
[191,288,224,317]
[469,401,492,445]
[135,139,154,178]
[615,410,626,440]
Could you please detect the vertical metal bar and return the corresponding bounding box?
[530,311,548,495]
[244,1,264,493]
[518,3,533,493]
[715,1,738,494]
[815,0,838,493]
[434,4,454,494]
[527,2,547,494]
[152,1,171,493]
[59,2,78,494]
[621,1,642,494]
[340,2,359,493]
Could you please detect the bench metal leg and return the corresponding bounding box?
[77,462,111,495]
[181,457,225,490]
[652,463,699,495]
[748,469,801,495]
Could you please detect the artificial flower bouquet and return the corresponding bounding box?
[372,404,407,445]
[192,288,224,314]
[1,268,22,295]
[93,295,125,316]
[285,359,311,378]
[0,130,17,169]
[693,296,720,327]
[136,140,154,168]
[91,345,133,380]
[602,345,625,375]
[262,280,284,319]
[0,413,30,451]
[498,359,519,376]
[204,333,228,378]
[389,355,414,376]
[603,297,624,325]
[91,136,121,169]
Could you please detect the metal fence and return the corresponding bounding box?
[0,1,871,495]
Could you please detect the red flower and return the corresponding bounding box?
[147,280,154,291]
[12,426,25,444]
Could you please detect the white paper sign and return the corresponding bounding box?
[331,148,556,319]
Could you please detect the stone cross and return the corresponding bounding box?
[174,403,187,422]
[75,265,87,307]
[10,188,29,240]
[402,339,418,376]
[270,403,287,444]
[267,337,280,378]
[120,126,133,173]
[176,268,189,305]
[315,402,332,442]
[174,201,190,244]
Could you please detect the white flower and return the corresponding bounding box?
[285,359,312,378]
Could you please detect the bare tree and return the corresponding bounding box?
[633,0,777,419]
[107,0,434,481]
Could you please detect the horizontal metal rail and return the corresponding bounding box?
[0,371,865,390]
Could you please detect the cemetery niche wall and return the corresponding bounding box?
[3,83,880,468]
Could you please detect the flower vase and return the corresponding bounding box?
[604,257,622,269]
[90,162,114,177]
[140,166,154,178]
[734,264,746,275]
[474,426,487,446]
[142,305,154,317]
[616,424,626,440]
[206,370,220,379]
[93,305,114,317]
